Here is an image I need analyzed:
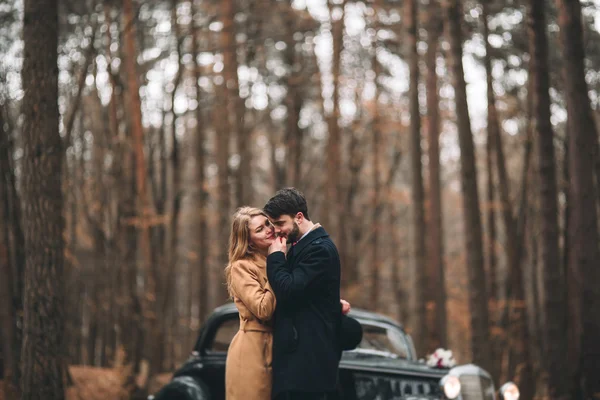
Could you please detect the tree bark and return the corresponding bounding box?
[216,1,233,304]
[0,105,24,394]
[20,0,65,397]
[0,104,21,399]
[481,5,498,373]
[555,1,600,398]
[0,175,19,399]
[326,0,345,244]
[443,0,492,372]
[283,15,303,188]
[370,49,381,310]
[527,1,569,398]
[344,83,366,288]
[481,3,533,393]
[424,0,447,352]
[222,0,250,206]
[192,0,209,328]
[123,0,153,386]
[406,0,427,355]
[481,1,497,312]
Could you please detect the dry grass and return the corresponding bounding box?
[1,365,146,400]
[148,373,173,395]
[66,366,130,400]
[1,367,174,400]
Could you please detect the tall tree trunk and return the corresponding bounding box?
[344,83,366,288]
[123,0,153,386]
[482,5,498,373]
[104,2,127,367]
[481,1,497,311]
[0,106,24,393]
[0,170,19,398]
[443,0,492,372]
[406,0,427,355]
[482,3,533,393]
[192,0,209,327]
[0,106,21,399]
[20,0,65,397]
[425,3,447,351]
[151,0,184,373]
[326,0,344,243]
[527,1,570,399]
[222,0,250,206]
[556,1,600,397]
[283,17,302,188]
[528,0,567,398]
[370,48,381,309]
[216,2,233,304]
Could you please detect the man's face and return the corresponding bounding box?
[270,214,301,243]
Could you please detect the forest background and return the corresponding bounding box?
[1,0,600,399]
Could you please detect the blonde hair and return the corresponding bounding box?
[224,206,268,297]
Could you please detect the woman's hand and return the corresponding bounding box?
[341,299,351,315]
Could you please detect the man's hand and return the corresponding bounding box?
[341,299,351,315]
[268,235,288,255]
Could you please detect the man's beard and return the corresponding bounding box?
[287,222,301,243]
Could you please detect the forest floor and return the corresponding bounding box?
[0,367,173,400]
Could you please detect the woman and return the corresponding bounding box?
[225,207,277,400]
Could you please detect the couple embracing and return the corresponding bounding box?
[224,188,362,400]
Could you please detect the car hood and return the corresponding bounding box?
[340,354,448,379]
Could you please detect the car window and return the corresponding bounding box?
[207,317,239,353]
[354,323,410,359]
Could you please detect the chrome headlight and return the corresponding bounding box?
[499,382,520,400]
[440,375,461,399]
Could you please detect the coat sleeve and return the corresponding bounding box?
[266,245,330,303]
[231,260,276,321]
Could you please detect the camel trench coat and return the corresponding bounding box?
[225,255,276,400]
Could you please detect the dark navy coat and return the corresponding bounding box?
[266,226,343,398]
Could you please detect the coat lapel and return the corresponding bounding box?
[289,226,328,262]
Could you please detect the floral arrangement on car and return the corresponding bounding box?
[425,348,457,369]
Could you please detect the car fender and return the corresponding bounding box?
[151,376,211,400]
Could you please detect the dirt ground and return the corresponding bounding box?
[0,367,173,400]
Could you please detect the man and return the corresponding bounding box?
[265,188,354,400]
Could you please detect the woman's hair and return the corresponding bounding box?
[224,206,268,297]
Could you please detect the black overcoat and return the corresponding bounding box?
[267,226,344,398]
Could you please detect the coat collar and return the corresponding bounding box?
[290,225,329,258]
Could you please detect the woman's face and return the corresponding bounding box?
[248,215,275,250]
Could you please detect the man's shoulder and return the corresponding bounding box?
[310,235,334,248]
[305,236,339,261]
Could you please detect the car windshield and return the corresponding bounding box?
[204,314,411,360]
[348,322,411,359]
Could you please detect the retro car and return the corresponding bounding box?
[150,303,519,400]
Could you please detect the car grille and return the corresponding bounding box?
[459,375,495,400]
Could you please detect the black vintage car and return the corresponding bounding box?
[151,303,519,400]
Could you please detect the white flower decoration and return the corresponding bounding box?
[426,348,457,369]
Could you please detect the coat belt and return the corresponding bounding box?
[240,318,272,332]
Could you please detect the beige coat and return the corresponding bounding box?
[225,255,276,400]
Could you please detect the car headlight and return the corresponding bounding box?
[440,375,461,399]
[500,382,520,400]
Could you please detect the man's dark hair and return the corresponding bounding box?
[263,187,310,220]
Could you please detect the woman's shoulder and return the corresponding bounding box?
[231,257,262,272]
